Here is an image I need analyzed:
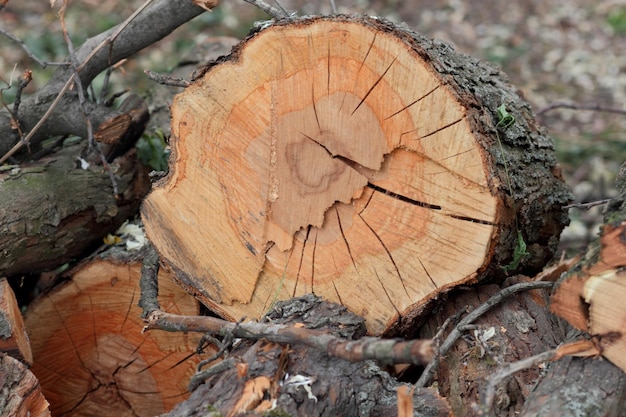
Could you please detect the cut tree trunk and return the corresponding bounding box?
[418,275,567,417]
[166,294,451,417]
[550,162,626,373]
[142,15,571,335]
[0,143,150,278]
[24,247,215,417]
[0,278,32,364]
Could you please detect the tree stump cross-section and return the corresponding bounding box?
[142,16,571,335]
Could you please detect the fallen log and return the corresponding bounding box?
[24,247,215,417]
[142,15,571,335]
[164,294,451,417]
[417,276,566,416]
[0,142,150,278]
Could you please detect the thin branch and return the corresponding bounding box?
[415,281,555,388]
[0,28,69,68]
[12,70,32,116]
[242,0,289,18]
[537,101,626,117]
[473,349,558,416]
[59,1,119,194]
[144,69,190,88]
[139,247,434,368]
[563,199,611,210]
[1,0,206,163]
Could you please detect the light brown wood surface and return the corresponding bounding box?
[142,16,571,335]
[25,257,212,417]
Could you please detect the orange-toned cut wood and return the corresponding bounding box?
[25,259,213,417]
[551,221,626,373]
[0,353,51,417]
[142,16,569,335]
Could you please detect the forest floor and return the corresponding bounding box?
[1,0,625,256]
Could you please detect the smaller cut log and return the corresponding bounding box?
[0,278,32,364]
[551,163,626,372]
[166,294,451,417]
[418,276,566,417]
[24,247,215,417]
[0,353,51,417]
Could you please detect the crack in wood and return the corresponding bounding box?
[446,214,495,226]
[374,268,401,315]
[294,226,311,297]
[358,212,411,300]
[420,118,462,139]
[311,229,318,294]
[367,183,441,210]
[384,84,441,120]
[311,84,322,133]
[352,56,397,116]
[335,206,358,272]
[418,257,438,288]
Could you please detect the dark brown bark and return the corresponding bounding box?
[418,276,567,417]
[166,294,451,417]
[0,144,150,277]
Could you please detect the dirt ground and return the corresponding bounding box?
[1,0,625,254]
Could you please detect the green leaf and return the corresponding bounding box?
[137,130,170,171]
[503,231,529,273]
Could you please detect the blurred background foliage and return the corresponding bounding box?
[1,0,625,254]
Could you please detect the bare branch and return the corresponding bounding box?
[0,28,68,68]
[563,199,611,210]
[537,101,626,117]
[0,0,207,161]
[242,0,289,18]
[145,69,190,88]
[139,246,434,368]
[415,280,555,388]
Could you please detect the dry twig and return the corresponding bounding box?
[139,245,434,368]
[415,280,555,388]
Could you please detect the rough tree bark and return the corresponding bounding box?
[142,15,571,336]
[0,278,32,364]
[0,143,150,277]
[165,294,451,417]
[418,276,567,417]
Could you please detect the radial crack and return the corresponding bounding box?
[417,257,437,288]
[374,269,401,315]
[384,84,441,120]
[446,214,496,226]
[420,118,462,139]
[359,213,411,299]
[311,228,318,293]
[311,84,321,133]
[336,207,358,271]
[352,56,397,115]
[368,183,441,210]
[294,226,311,296]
